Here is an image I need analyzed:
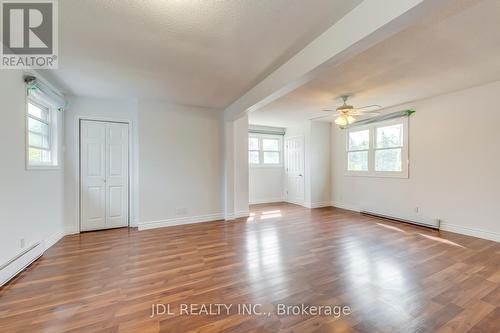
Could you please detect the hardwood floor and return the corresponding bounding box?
[1,203,499,332]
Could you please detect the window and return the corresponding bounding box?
[248,134,282,166]
[375,124,403,172]
[249,137,260,164]
[26,98,58,169]
[347,129,369,171]
[346,119,408,177]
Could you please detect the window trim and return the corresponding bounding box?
[26,96,60,170]
[345,118,409,178]
[248,133,283,168]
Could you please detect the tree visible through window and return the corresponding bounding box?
[346,119,408,177]
[27,99,58,168]
[347,129,369,171]
[375,124,403,172]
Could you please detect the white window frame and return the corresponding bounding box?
[26,96,59,170]
[248,133,283,168]
[345,118,408,178]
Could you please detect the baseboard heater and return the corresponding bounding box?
[360,210,440,230]
[0,242,43,287]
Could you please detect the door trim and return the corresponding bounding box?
[78,117,132,233]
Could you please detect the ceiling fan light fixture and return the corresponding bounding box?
[335,115,348,126]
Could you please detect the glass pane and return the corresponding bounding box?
[42,150,51,163]
[29,132,42,147]
[263,151,280,164]
[28,102,48,121]
[348,151,368,171]
[375,148,402,172]
[249,137,259,150]
[29,117,49,135]
[29,148,51,164]
[262,139,279,151]
[249,151,259,164]
[348,130,369,151]
[376,124,403,148]
[29,148,42,163]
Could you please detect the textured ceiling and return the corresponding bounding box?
[250,0,500,127]
[41,0,362,108]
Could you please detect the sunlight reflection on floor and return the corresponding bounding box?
[419,233,465,248]
[376,223,407,233]
[247,210,282,221]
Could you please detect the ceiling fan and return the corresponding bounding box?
[313,95,382,129]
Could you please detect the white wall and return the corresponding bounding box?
[233,115,250,217]
[64,96,139,232]
[0,71,65,265]
[224,115,249,218]
[332,80,500,242]
[310,121,331,206]
[249,167,284,204]
[138,100,225,229]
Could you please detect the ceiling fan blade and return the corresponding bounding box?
[321,109,337,112]
[349,108,380,114]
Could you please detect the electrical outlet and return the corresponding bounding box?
[414,207,419,213]
[20,238,25,249]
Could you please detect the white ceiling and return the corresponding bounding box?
[41,0,362,108]
[250,0,500,127]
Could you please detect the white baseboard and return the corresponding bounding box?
[331,201,360,212]
[0,242,43,287]
[440,223,500,243]
[0,228,66,287]
[65,225,80,235]
[138,213,224,231]
[309,201,333,209]
[286,200,310,208]
[225,211,250,220]
[331,201,499,243]
[286,201,332,209]
[249,197,284,205]
[235,211,250,218]
[44,229,65,250]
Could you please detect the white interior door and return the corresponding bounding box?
[81,120,129,231]
[285,136,305,204]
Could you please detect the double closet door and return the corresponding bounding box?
[80,120,129,232]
